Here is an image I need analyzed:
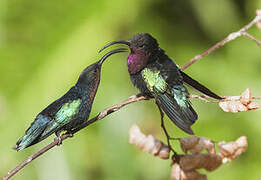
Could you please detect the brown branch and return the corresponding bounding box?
[181,9,261,70]
[189,94,219,103]
[253,96,261,100]
[2,134,72,180]
[242,32,261,47]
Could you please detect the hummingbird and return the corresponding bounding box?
[99,33,222,135]
[13,48,127,151]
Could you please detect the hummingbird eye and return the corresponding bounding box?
[139,44,146,48]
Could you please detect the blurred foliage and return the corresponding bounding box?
[0,0,261,179]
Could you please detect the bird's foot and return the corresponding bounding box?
[66,131,74,138]
[54,136,62,146]
[55,131,63,146]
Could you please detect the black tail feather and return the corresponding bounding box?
[156,93,197,135]
[180,70,223,100]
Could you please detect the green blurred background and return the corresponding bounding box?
[0,0,261,179]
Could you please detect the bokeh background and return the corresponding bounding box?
[0,0,261,179]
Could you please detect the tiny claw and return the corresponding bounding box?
[54,136,62,146]
[65,131,74,138]
[54,130,63,145]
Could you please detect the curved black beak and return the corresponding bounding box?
[98,48,128,66]
[99,40,130,53]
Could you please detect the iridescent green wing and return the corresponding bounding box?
[55,99,81,125]
[40,99,81,138]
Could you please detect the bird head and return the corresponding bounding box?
[99,33,159,74]
[99,33,158,55]
[128,33,159,54]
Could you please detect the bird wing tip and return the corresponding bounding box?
[12,144,19,151]
[186,128,194,135]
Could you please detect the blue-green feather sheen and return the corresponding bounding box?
[173,85,189,108]
[41,99,81,137]
[17,115,49,150]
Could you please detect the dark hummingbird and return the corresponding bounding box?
[99,33,222,134]
[13,48,127,151]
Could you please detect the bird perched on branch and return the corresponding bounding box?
[13,48,127,151]
[99,33,222,135]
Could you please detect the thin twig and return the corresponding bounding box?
[253,96,261,100]
[181,10,261,70]
[189,94,220,103]
[156,102,175,151]
[242,32,261,47]
[155,101,180,163]
[191,94,261,102]
[2,134,72,180]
